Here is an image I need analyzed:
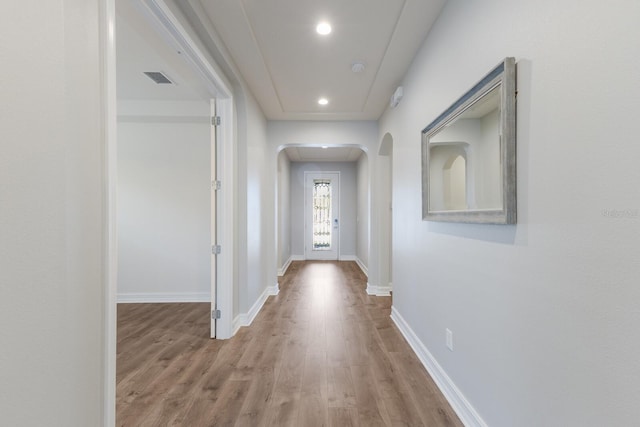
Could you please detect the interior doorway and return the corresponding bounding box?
[115,1,218,338]
[106,0,238,422]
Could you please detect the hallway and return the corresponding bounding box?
[116,261,462,426]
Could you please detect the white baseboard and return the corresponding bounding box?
[278,257,292,276]
[366,282,392,296]
[390,307,487,427]
[355,258,368,276]
[339,255,368,276]
[232,314,247,335]
[232,283,280,335]
[288,254,368,278]
[268,282,280,296]
[117,292,209,303]
[278,255,303,276]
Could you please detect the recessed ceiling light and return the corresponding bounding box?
[322,146,329,149]
[318,97,329,105]
[316,22,332,35]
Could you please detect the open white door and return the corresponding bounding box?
[305,172,340,260]
[210,99,218,338]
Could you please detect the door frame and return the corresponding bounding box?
[210,100,218,338]
[304,171,341,260]
[103,0,235,424]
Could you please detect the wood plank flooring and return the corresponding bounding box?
[117,261,462,426]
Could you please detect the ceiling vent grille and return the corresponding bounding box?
[143,71,173,84]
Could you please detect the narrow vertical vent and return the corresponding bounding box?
[143,71,173,84]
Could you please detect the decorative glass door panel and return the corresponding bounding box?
[312,180,332,250]
[305,172,339,260]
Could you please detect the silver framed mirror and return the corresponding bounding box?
[422,57,516,224]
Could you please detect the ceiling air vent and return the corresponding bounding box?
[143,71,173,84]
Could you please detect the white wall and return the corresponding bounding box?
[379,0,640,425]
[117,101,211,301]
[375,148,392,290]
[277,151,291,272]
[356,154,370,268]
[377,134,394,293]
[0,1,104,425]
[236,89,275,318]
[289,162,358,258]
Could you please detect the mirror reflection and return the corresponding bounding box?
[428,85,502,212]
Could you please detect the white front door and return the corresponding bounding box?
[305,172,340,260]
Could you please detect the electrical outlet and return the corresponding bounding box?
[446,328,453,351]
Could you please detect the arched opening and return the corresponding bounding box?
[428,143,469,211]
[274,144,370,278]
[443,154,467,210]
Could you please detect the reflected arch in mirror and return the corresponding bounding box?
[443,153,467,210]
[428,142,470,211]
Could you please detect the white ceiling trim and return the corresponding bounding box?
[237,0,285,112]
[360,0,407,113]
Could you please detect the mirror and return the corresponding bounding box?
[422,57,516,224]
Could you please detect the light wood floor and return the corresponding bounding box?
[117,261,462,426]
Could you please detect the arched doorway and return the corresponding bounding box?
[274,144,369,277]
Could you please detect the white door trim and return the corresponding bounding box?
[210,100,218,338]
[101,1,117,425]
[213,97,234,340]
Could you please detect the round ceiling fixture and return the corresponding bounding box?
[318,97,329,105]
[351,62,365,73]
[316,22,332,35]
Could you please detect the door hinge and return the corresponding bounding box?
[212,180,221,190]
[212,245,221,255]
[212,116,221,126]
[212,309,221,319]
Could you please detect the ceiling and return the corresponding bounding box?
[116,0,447,116]
[284,146,363,162]
[192,0,447,120]
[116,0,211,101]
[115,0,446,162]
